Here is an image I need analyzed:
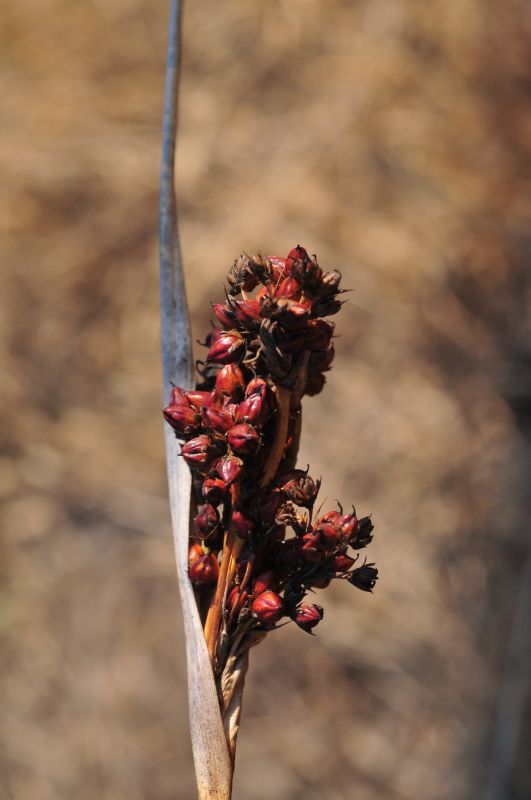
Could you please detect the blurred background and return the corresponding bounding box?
[1,1,530,798]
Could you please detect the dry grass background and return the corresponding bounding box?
[1,1,530,798]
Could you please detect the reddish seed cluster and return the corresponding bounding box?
[164,246,377,644]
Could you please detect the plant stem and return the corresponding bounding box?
[260,385,291,486]
[205,484,245,666]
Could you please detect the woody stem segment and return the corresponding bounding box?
[260,385,291,487]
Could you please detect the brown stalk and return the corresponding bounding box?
[260,384,292,486]
[205,484,244,664]
[204,529,244,664]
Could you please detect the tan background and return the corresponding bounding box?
[1,1,530,798]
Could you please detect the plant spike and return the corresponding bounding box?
[164,245,378,790]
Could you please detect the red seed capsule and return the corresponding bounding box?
[232,299,261,328]
[227,585,250,614]
[236,393,268,425]
[215,364,245,398]
[273,276,302,301]
[317,511,340,526]
[202,477,228,505]
[185,390,214,409]
[181,435,215,466]
[338,513,358,541]
[163,402,200,437]
[252,570,277,597]
[163,387,201,435]
[314,522,341,550]
[194,504,220,539]
[294,603,324,632]
[167,386,188,406]
[212,303,236,328]
[188,543,219,586]
[245,377,268,398]
[215,455,243,485]
[241,377,270,422]
[332,552,356,572]
[181,435,211,466]
[207,330,245,365]
[202,404,234,434]
[301,531,325,563]
[231,510,255,540]
[252,590,285,625]
[227,423,260,457]
[286,245,309,272]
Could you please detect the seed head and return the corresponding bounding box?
[164,245,378,648]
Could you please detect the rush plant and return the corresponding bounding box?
[159,4,377,799]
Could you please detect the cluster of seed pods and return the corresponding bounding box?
[164,246,377,652]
